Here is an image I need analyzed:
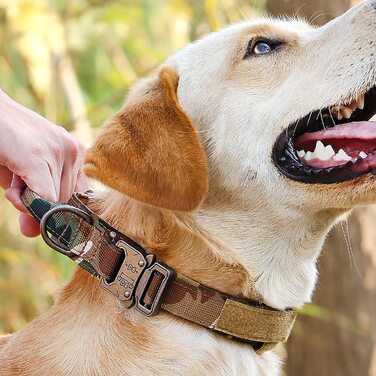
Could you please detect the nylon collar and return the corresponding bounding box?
[21,188,297,354]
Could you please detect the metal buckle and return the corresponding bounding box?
[100,239,175,315]
[100,240,153,308]
[135,262,175,317]
[40,205,93,257]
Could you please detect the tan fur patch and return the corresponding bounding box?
[84,67,208,212]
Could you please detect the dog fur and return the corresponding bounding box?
[2,1,376,375]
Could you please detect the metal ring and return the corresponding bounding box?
[40,205,93,257]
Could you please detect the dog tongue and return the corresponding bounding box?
[296,121,376,145]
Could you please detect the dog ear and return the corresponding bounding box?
[84,67,208,211]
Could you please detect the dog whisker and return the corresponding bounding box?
[328,108,336,126]
[293,3,308,20]
[309,12,333,25]
[231,0,249,21]
[305,111,313,130]
[340,220,361,278]
[319,110,326,130]
[292,119,300,138]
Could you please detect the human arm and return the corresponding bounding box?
[0,89,88,237]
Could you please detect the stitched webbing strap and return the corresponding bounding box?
[21,188,297,353]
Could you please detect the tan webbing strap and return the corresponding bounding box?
[214,299,297,343]
[148,273,297,351]
[162,274,225,327]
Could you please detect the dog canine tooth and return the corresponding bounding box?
[333,148,352,161]
[312,140,325,156]
[308,141,337,161]
[311,140,332,160]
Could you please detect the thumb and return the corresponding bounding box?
[19,213,41,237]
[0,166,12,190]
[5,175,29,213]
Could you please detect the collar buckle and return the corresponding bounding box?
[100,239,175,315]
[135,262,175,316]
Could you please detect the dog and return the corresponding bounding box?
[1,1,376,375]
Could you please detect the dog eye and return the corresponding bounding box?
[252,42,272,55]
[244,38,283,59]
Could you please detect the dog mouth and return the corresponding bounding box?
[273,86,376,183]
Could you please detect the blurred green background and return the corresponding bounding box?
[0,0,266,336]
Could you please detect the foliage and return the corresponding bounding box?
[0,0,265,334]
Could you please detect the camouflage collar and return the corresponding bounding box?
[21,187,297,354]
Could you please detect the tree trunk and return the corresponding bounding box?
[287,211,376,375]
[266,1,376,375]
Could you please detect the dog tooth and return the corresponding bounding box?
[312,141,329,160]
[359,151,367,159]
[312,140,325,157]
[333,148,352,161]
[324,144,336,157]
[341,107,353,119]
[304,151,313,161]
[330,107,338,118]
[320,143,336,160]
[297,150,306,158]
[357,94,365,110]
[333,108,343,120]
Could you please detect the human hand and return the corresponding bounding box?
[0,90,89,237]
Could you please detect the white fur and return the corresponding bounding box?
[166,1,376,309]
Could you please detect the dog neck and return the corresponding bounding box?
[88,190,254,298]
[88,189,345,310]
[198,193,347,309]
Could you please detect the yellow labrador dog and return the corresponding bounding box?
[2,1,376,375]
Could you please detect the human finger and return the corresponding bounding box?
[19,212,40,237]
[20,161,59,202]
[0,166,13,190]
[5,175,29,213]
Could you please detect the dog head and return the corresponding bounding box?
[85,0,376,218]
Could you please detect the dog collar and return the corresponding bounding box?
[21,188,297,354]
